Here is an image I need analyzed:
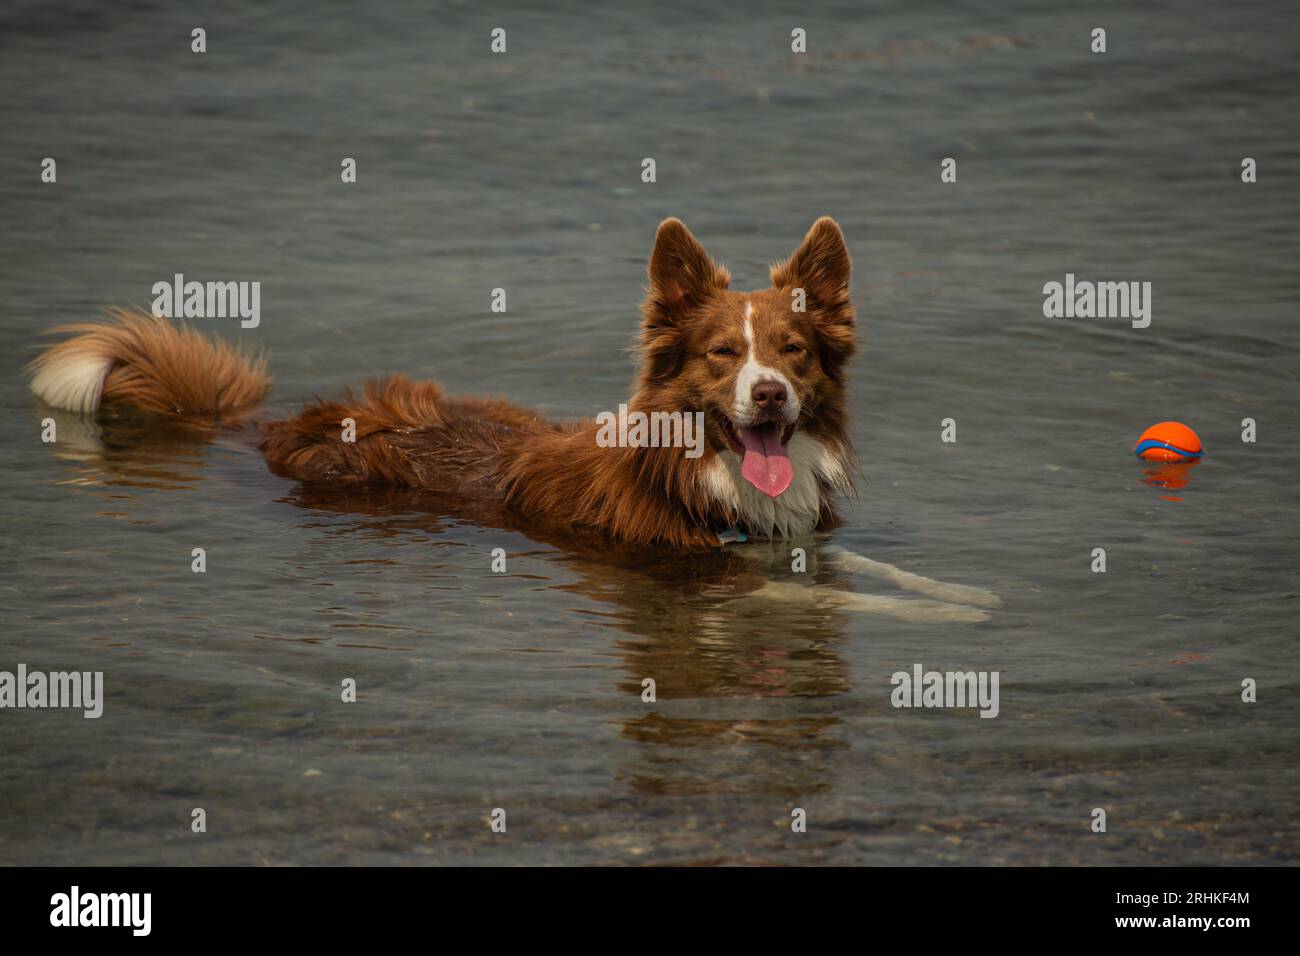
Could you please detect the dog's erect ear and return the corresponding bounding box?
[770,216,851,304]
[771,217,855,379]
[638,219,730,386]
[645,219,730,321]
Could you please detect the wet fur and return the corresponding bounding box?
[27,219,858,550]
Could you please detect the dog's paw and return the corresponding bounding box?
[824,590,993,623]
[908,580,1002,610]
[822,545,1001,609]
[748,581,990,624]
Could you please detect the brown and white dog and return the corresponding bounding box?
[27,218,998,618]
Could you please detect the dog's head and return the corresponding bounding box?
[636,217,856,498]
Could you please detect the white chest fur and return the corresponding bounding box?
[702,432,851,539]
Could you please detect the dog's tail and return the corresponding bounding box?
[27,307,270,423]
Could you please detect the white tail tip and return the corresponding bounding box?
[29,349,114,413]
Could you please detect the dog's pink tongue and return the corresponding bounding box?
[739,423,793,498]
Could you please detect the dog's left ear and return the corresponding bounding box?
[771,217,855,376]
[770,216,851,306]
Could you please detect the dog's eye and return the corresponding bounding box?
[783,343,805,354]
[710,346,737,357]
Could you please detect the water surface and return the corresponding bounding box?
[1,0,1298,864]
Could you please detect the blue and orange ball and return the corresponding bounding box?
[1135,421,1203,462]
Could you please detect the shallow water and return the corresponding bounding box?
[1,0,1298,865]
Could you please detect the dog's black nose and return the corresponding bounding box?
[751,381,787,409]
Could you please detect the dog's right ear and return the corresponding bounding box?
[638,220,730,386]
[644,219,730,324]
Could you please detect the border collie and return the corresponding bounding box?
[28,217,998,619]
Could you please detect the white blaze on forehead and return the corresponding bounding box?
[733,307,799,426]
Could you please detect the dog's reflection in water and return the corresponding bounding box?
[41,419,999,802]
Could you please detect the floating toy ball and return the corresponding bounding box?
[1135,421,1203,462]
